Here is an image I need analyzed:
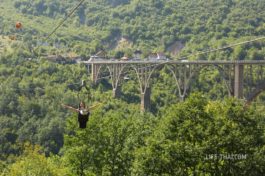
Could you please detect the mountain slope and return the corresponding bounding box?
[0,0,265,59]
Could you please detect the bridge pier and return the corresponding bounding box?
[91,64,101,83]
[234,63,244,99]
[87,64,91,75]
[106,64,125,99]
[133,64,158,112]
[141,87,151,112]
[112,86,121,98]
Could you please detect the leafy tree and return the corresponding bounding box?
[63,101,156,175]
[0,0,265,175]
[133,94,265,175]
[4,143,70,176]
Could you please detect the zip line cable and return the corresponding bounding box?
[6,0,265,92]
[32,0,86,55]
[31,0,265,80]
[3,0,86,92]
[92,35,265,82]
[46,0,86,40]
[180,36,265,60]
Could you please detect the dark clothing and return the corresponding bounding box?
[78,112,90,129]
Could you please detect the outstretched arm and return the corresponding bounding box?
[61,104,79,113]
[88,102,102,111]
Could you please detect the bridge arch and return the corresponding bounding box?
[94,65,104,82]
[198,64,234,97]
[106,64,128,89]
[165,63,200,100]
[165,63,234,100]
[246,82,265,104]
[130,63,165,93]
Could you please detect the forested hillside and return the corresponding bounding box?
[0,0,265,175]
[1,0,265,58]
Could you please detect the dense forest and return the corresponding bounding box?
[0,0,265,175]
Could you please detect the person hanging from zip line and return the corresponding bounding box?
[62,101,101,129]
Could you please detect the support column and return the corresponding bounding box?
[234,64,244,98]
[87,64,91,75]
[91,64,99,83]
[141,87,151,112]
[112,86,121,98]
[107,64,125,99]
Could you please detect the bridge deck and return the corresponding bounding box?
[81,60,265,65]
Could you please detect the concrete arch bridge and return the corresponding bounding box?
[83,60,265,111]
